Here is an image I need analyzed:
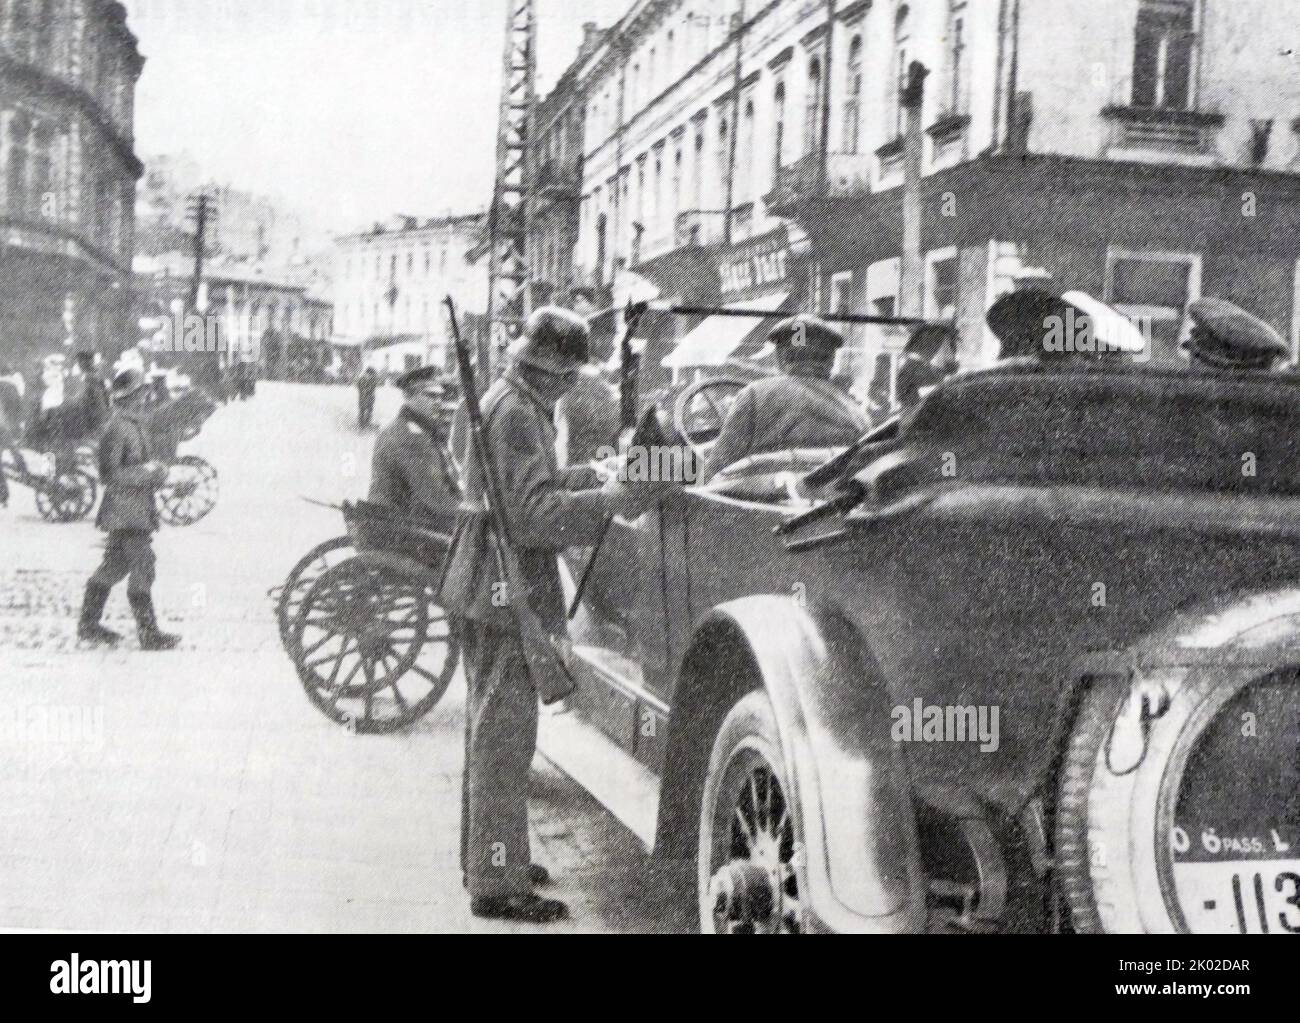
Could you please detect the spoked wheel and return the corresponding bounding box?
[274,535,355,643]
[290,555,459,734]
[673,375,748,462]
[699,691,807,933]
[157,455,218,526]
[35,469,97,523]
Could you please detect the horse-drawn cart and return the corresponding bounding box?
[274,500,460,734]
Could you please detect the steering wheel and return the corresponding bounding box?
[672,375,749,459]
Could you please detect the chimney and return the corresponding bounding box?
[580,21,601,58]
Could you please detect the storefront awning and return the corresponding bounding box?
[661,292,790,370]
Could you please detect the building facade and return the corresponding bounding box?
[0,0,144,371]
[525,22,606,310]
[333,213,487,375]
[135,252,333,378]
[568,0,1300,394]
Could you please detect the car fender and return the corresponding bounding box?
[661,594,926,933]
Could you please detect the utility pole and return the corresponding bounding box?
[818,0,838,192]
[723,0,746,246]
[186,192,218,388]
[186,192,216,312]
[485,0,538,386]
[898,61,929,319]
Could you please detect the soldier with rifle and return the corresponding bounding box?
[440,301,675,923]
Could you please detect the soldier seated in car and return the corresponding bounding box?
[701,314,870,483]
[1184,298,1289,372]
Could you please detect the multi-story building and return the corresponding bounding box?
[0,0,144,369]
[525,21,606,310]
[333,213,487,376]
[572,0,1300,392]
[134,251,333,379]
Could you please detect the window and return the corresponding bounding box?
[715,117,729,210]
[6,112,31,215]
[595,213,608,284]
[773,82,787,178]
[737,97,755,201]
[31,122,54,218]
[891,5,911,138]
[1105,249,1201,363]
[926,252,958,320]
[693,125,705,209]
[672,141,684,225]
[1132,0,1196,110]
[653,147,664,235]
[844,36,863,154]
[947,2,968,114]
[804,56,823,156]
[425,248,431,273]
[666,30,675,81]
[830,271,854,314]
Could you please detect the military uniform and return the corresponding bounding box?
[368,407,460,522]
[702,316,869,482]
[78,370,177,649]
[439,367,609,901]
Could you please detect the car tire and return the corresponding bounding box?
[698,690,809,934]
[1056,668,1300,934]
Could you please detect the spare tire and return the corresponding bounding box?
[1056,667,1300,933]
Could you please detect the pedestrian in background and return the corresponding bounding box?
[356,366,378,429]
[77,368,180,651]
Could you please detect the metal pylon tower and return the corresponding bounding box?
[484,0,537,380]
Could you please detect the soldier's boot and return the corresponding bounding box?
[470,892,568,924]
[129,592,181,651]
[77,582,122,645]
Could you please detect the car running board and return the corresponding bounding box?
[536,706,660,851]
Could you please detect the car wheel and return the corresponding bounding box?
[1056,668,1300,933]
[698,690,809,933]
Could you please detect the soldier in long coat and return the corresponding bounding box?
[702,315,870,482]
[439,307,669,923]
[77,368,180,651]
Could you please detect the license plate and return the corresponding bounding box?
[1173,861,1300,933]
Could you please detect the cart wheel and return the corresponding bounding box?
[35,469,97,523]
[274,535,355,643]
[291,556,459,734]
[157,455,218,526]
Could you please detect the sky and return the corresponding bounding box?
[120,0,630,234]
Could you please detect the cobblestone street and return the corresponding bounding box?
[0,383,693,933]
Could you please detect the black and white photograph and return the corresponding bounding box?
[0,0,1297,971]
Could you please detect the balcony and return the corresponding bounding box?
[1102,105,1224,155]
[533,156,583,203]
[766,152,873,212]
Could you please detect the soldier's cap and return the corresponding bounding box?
[110,367,148,399]
[986,288,1146,360]
[395,364,441,391]
[517,306,590,374]
[1186,298,1288,369]
[767,314,845,358]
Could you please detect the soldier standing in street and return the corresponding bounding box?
[77,368,180,651]
[702,314,870,482]
[439,306,672,923]
[356,366,379,429]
